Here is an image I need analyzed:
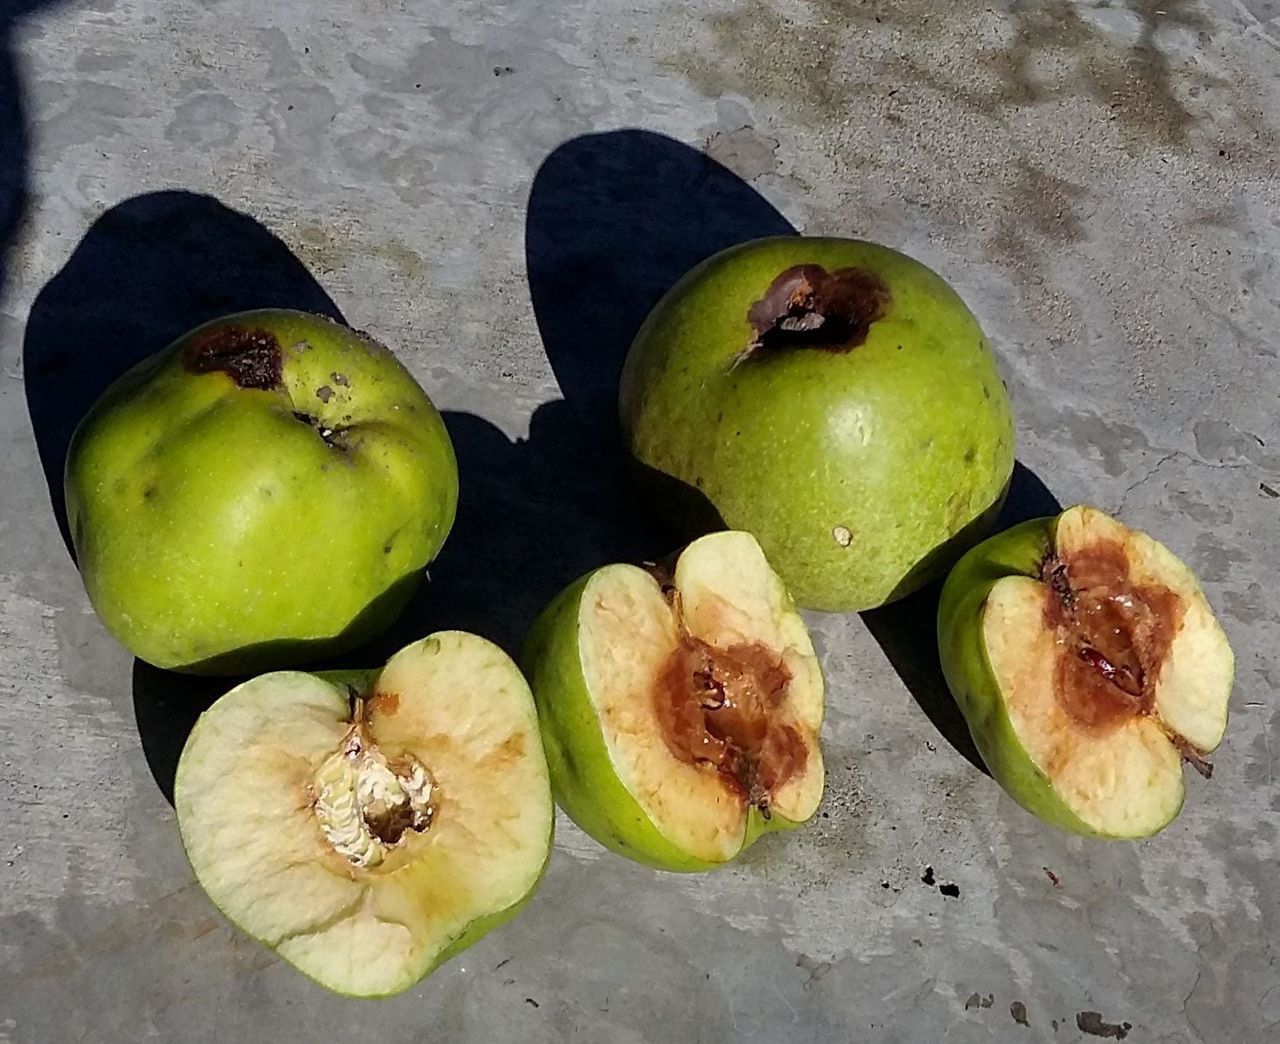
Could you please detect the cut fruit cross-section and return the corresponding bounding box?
[938,505,1233,838]
[174,632,554,997]
[522,531,825,870]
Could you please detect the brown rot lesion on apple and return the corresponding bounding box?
[744,263,891,357]
[183,326,284,390]
[1039,542,1212,776]
[653,587,806,817]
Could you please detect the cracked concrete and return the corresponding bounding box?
[1,0,1278,1041]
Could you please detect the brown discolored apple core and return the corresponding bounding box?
[746,264,890,354]
[1040,540,1209,774]
[310,695,438,868]
[183,326,283,389]
[652,598,806,814]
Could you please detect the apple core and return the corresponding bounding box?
[311,696,438,869]
[746,263,890,353]
[654,590,806,816]
[1041,542,1208,775]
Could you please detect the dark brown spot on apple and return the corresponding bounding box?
[316,385,333,403]
[184,326,282,389]
[1041,543,1202,766]
[746,264,890,355]
[653,595,805,813]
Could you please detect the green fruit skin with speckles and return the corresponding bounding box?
[66,309,458,675]
[521,573,799,872]
[936,515,1183,837]
[620,236,1016,612]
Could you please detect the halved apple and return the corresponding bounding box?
[522,531,824,871]
[174,632,553,997]
[938,505,1233,838]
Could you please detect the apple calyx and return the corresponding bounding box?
[290,410,350,449]
[654,589,805,817]
[311,694,437,868]
[1039,546,1213,779]
[745,263,890,354]
[183,325,283,390]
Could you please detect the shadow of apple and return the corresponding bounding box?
[860,462,1064,774]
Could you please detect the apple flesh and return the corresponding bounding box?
[937,505,1233,838]
[522,531,824,871]
[65,309,458,673]
[174,631,554,997]
[620,236,1015,612]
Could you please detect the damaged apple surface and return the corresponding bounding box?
[522,531,825,871]
[175,632,553,997]
[938,505,1233,838]
[65,309,458,673]
[620,236,1015,612]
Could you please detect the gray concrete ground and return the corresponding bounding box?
[1,0,1278,1040]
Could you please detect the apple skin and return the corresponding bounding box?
[521,573,799,872]
[65,309,458,674]
[936,515,1179,837]
[620,236,1015,612]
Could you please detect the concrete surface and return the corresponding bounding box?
[1,0,1278,1040]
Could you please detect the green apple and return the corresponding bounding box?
[175,631,554,997]
[619,236,1015,612]
[937,505,1233,838]
[65,309,458,673]
[522,530,824,871]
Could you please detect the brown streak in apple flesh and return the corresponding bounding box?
[653,592,805,815]
[184,326,283,389]
[1041,541,1211,774]
[746,264,891,354]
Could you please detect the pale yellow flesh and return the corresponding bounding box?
[577,531,824,863]
[983,506,1232,836]
[175,632,552,997]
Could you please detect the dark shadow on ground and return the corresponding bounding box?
[22,190,344,804]
[1,2,62,323]
[861,462,1063,773]
[526,128,797,438]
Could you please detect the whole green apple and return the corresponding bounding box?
[619,236,1015,612]
[175,631,554,997]
[65,309,458,673]
[937,505,1232,838]
[521,530,825,871]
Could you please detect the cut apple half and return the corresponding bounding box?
[523,531,825,870]
[174,632,553,997]
[938,505,1233,838]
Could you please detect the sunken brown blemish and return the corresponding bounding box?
[183,326,283,390]
[1040,540,1208,772]
[652,592,806,814]
[745,264,890,355]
